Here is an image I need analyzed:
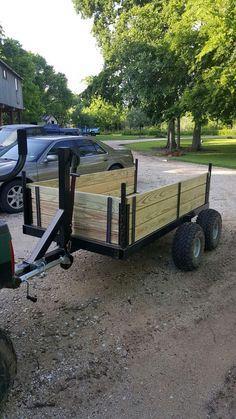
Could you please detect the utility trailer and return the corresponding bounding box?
[20,148,221,279]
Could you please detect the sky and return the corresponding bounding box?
[0,0,104,94]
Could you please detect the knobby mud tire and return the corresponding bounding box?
[172,222,205,271]
[197,209,222,250]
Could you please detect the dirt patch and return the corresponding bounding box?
[1,154,236,418]
[207,366,236,418]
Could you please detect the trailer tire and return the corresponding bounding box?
[172,222,205,271]
[197,209,222,250]
[0,330,17,406]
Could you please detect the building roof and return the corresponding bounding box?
[0,59,23,80]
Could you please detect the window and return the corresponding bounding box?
[2,69,7,79]
[47,140,74,158]
[77,140,107,156]
[0,139,48,162]
[78,142,97,156]
[26,127,45,136]
[15,78,18,91]
[93,143,106,154]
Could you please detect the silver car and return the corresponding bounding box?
[0,135,134,213]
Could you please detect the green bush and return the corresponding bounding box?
[121,126,165,137]
[201,127,218,135]
[218,129,236,136]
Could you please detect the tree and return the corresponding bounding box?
[73,0,236,150]
[72,1,189,149]
[126,108,150,132]
[81,96,126,131]
[0,38,73,124]
[81,67,123,107]
[30,54,73,124]
[0,38,44,123]
[165,0,236,149]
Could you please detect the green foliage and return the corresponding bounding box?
[218,129,236,136]
[125,108,150,129]
[76,96,126,130]
[0,38,73,124]
[122,126,164,137]
[73,0,236,152]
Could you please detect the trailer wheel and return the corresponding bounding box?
[0,330,17,406]
[60,254,74,270]
[172,222,205,271]
[197,209,222,250]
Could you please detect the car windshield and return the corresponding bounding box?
[0,126,45,147]
[0,139,50,162]
[0,128,16,147]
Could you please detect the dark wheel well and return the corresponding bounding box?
[108,164,123,170]
[0,176,32,193]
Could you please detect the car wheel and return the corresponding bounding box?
[0,180,23,213]
[0,329,17,407]
[108,164,123,170]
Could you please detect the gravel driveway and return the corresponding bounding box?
[1,152,236,419]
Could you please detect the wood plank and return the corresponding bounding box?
[180,184,206,205]
[134,195,178,227]
[127,183,178,210]
[76,175,134,195]
[31,167,136,196]
[31,189,121,213]
[31,191,120,244]
[135,207,177,242]
[75,167,135,188]
[181,173,207,192]
[179,194,206,217]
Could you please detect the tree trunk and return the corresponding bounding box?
[192,120,202,151]
[176,116,181,150]
[166,118,177,151]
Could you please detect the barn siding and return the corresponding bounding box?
[0,60,23,110]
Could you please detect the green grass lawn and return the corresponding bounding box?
[124,137,236,170]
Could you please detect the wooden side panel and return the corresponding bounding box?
[127,183,178,242]
[179,174,207,216]
[127,173,207,243]
[30,185,120,244]
[30,171,208,247]
[33,166,135,197]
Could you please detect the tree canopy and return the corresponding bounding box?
[0,36,73,124]
[73,0,236,149]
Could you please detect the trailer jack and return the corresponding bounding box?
[17,253,74,302]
